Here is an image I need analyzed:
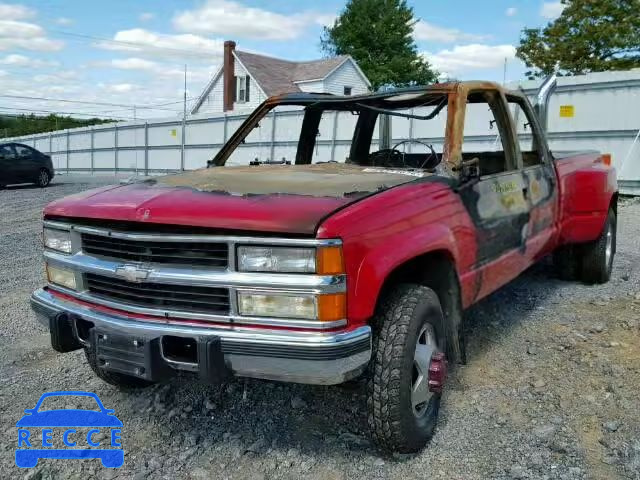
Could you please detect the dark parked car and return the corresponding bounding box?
[0,143,54,188]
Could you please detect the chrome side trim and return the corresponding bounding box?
[44,221,72,231]
[44,221,342,247]
[48,285,347,330]
[44,250,346,293]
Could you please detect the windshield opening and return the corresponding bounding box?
[219,93,449,171]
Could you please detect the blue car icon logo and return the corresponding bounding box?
[16,391,123,468]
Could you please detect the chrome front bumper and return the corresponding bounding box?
[31,288,371,385]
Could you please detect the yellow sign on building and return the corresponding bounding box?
[560,105,575,118]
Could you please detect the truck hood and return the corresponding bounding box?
[44,164,430,235]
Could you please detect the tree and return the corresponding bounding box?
[0,114,113,138]
[321,0,437,90]
[517,0,640,77]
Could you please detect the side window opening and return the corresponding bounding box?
[462,91,515,176]
[0,145,14,159]
[507,97,544,168]
[15,145,32,158]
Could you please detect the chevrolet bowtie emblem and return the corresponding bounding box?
[114,265,150,283]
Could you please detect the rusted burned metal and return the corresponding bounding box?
[159,163,430,197]
[210,81,533,172]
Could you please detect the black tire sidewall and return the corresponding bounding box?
[37,169,50,187]
[398,296,443,444]
[368,285,447,452]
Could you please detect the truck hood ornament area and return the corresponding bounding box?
[114,265,151,283]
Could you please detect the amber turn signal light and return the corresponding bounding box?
[317,293,347,322]
[602,153,612,166]
[316,246,344,275]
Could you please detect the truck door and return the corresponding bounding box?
[457,90,529,267]
[506,95,558,259]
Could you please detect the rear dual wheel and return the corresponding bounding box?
[554,208,616,284]
[367,284,447,453]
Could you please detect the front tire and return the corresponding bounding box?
[367,284,447,453]
[36,168,50,188]
[84,346,154,390]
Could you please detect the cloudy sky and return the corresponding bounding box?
[0,0,565,120]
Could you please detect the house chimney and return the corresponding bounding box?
[223,40,236,112]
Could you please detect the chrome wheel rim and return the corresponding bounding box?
[39,170,48,186]
[411,324,438,417]
[605,221,613,267]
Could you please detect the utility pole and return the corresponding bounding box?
[503,58,508,85]
[180,64,187,171]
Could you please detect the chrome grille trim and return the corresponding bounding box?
[85,273,230,315]
[81,233,229,267]
[41,221,347,330]
[44,250,346,293]
[48,222,342,247]
[47,285,347,330]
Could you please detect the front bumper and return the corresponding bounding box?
[31,288,371,385]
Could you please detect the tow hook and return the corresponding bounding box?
[428,352,447,393]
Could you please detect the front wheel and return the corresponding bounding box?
[36,168,50,188]
[367,284,447,453]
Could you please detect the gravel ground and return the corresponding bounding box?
[0,176,639,480]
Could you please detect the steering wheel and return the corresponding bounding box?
[391,139,441,169]
[369,148,406,168]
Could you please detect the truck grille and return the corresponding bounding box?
[85,273,230,315]
[81,233,228,267]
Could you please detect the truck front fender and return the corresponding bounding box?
[349,223,460,323]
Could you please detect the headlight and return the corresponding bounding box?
[237,292,345,321]
[43,228,72,253]
[46,264,76,290]
[237,245,343,274]
[237,246,315,273]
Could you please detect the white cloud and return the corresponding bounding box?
[172,0,312,40]
[0,53,59,67]
[100,83,139,93]
[0,3,35,20]
[110,57,158,71]
[95,28,223,61]
[33,71,78,83]
[315,13,337,27]
[139,12,155,22]
[0,20,64,51]
[413,21,489,43]
[55,17,74,26]
[541,1,565,19]
[506,7,518,17]
[425,44,516,76]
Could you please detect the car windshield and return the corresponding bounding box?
[218,92,450,171]
[36,395,101,412]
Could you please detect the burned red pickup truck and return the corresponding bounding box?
[31,78,617,452]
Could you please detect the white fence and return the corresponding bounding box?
[5,70,640,193]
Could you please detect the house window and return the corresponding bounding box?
[235,75,251,103]
[343,86,353,96]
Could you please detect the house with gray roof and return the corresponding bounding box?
[191,41,371,115]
